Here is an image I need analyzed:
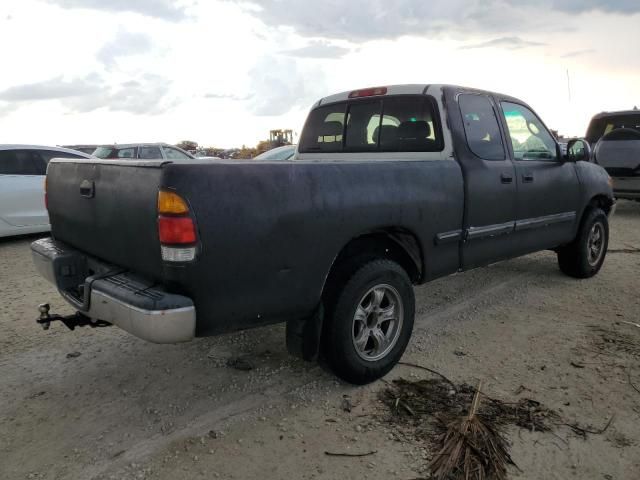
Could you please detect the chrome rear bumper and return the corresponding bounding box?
[31,238,195,344]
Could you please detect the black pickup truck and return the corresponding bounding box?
[32,84,614,384]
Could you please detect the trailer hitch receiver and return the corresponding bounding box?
[37,303,111,331]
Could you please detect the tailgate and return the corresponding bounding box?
[46,159,166,281]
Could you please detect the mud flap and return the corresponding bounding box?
[286,305,324,362]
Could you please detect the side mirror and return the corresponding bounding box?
[565,138,592,162]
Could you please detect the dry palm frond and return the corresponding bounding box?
[428,382,515,480]
[381,378,558,434]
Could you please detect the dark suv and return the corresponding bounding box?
[587,110,640,200]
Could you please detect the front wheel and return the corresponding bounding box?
[322,259,415,385]
[557,207,609,278]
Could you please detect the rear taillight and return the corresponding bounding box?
[157,189,197,262]
[158,216,197,244]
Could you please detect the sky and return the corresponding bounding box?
[0,0,638,148]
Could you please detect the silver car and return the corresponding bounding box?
[92,143,195,161]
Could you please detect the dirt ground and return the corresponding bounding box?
[1,201,639,480]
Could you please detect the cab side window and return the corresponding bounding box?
[139,146,163,159]
[458,94,505,160]
[117,148,136,159]
[501,102,558,161]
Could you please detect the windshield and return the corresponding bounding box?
[254,145,296,161]
[92,146,114,158]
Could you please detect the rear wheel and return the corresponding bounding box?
[557,207,609,278]
[322,259,414,385]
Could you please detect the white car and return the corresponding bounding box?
[253,144,297,161]
[0,145,92,237]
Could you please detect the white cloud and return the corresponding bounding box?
[97,29,154,67]
[0,75,104,101]
[224,0,640,40]
[282,40,351,59]
[461,36,546,50]
[44,0,188,20]
[0,73,175,115]
[71,75,176,114]
[247,56,327,116]
[561,49,596,58]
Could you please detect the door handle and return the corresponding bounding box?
[522,172,534,183]
[500,173,513,184]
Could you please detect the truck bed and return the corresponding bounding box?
[46,157,464,335]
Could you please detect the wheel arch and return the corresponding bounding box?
[587,194,614,216]
[321,227,424,301]
[288,228,422,363]
[569,194,612,245]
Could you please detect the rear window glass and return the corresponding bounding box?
[587,113,640,143]
[299,95,443,154]
[345,101,381,150]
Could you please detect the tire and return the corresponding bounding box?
[322,259,415,385]
[557,207,609,278]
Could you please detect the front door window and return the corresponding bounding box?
[501,102,558,161]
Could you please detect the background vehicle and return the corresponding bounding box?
[92,143,195,161]
[193,150,222,160]
[62,145,98,155]
[254,144,296,161]
[0,145,91,237]
[33,85,613,384]
[587,109,640,200]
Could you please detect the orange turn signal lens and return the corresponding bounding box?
[158,190,189,215]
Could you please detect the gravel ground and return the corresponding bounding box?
[1,200,639,480]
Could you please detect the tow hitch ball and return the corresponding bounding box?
[37,303,111,331]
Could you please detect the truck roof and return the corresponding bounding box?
[314,84,522,107]
[589,109,640,120]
